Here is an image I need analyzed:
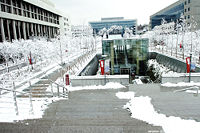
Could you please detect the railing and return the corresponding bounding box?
[0,81,33,116]
[0,79,68,117]
[40,78,68,98]
[174,86,199,95]
[150,46,200,66]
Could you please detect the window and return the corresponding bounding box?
[188,15,190,19]
[185,16,186,19]
[188,0,190,4]
[185,9,187,12]
[185,1,187,5]
[188,7,190,11]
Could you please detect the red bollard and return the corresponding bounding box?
[65,74,70,85]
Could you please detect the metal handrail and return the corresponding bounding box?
[0,81,34,116]
[40,78,68,98]
[174,86,199,95]
[0,87,28,95]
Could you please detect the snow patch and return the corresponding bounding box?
[116,92,200,133]
[67,82,125,92]
[0,92,66,122]
[162,82,200,87]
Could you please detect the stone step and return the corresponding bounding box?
[31,84,50,88]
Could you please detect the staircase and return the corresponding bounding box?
[17,79,68,98]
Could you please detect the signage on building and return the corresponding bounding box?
[186,57,191,73]
[100,60,104,75]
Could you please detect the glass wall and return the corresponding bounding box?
[102,38,149,75]
[151,3,184,29]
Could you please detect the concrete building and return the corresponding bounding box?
[150,0,200,30]
[89,17,137,35]
[0,0,70,42]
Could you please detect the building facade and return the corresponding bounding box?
[71,25,93,37]
[150,0,200,30]
[89,17,137,35]
[0,0,70,42]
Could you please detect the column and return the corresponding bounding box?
[47,26,51,38]
[42,10,44,21]
[36,7,39,20]
[26,23,30,37]
[0,1,1,11]
[10,0,13,14]
[110,41,114,75]
[16,2,19,15]
[34,24,37,36]
[37,24,40,36]
[40,25,44,36]
[43,25,45,36]
[22,22,27,40]
[47,12,49,22]
[21,1,24,16]
[48,26,51,37]
[18,21,21,39]
[12,20,17,40]
[52,27,55,37]
[0,18,6,41]
[6,20,11,41]
[30,23,34,36]
[29,4,32,18]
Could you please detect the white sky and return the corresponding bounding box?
[53,0,179,25]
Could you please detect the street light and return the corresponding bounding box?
[189,54,192,82]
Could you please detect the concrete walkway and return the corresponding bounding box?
[0,88,163,133]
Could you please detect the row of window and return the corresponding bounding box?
[185,7,190,12]
[0,0,60,25]
[185,0,191,5]
[185,15,190,19]
[0,18,59,42]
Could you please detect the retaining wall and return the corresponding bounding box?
[161,73,200,83]
[78,54,101,76]
[70,75,129,87]
[149,52,200,73]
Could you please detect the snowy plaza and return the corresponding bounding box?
[1,0,200,133]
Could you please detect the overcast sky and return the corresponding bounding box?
[54,0,178,25]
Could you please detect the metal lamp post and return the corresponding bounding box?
[189,54,192,82]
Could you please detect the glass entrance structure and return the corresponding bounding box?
[102,38,149,75]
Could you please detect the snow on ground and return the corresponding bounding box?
[0,92,65,122]
[162,81,200,87]
[47,78,125,92]
[116,92,200,133]
[144,21,200,66]
[185,90,200,94]
[162,81,200,94]
[0,51,97,122]
[0,36,102,92]
[133,79,143,84]
[67,82,125,92]
[148,59,177,78]
[0,35,103,123]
